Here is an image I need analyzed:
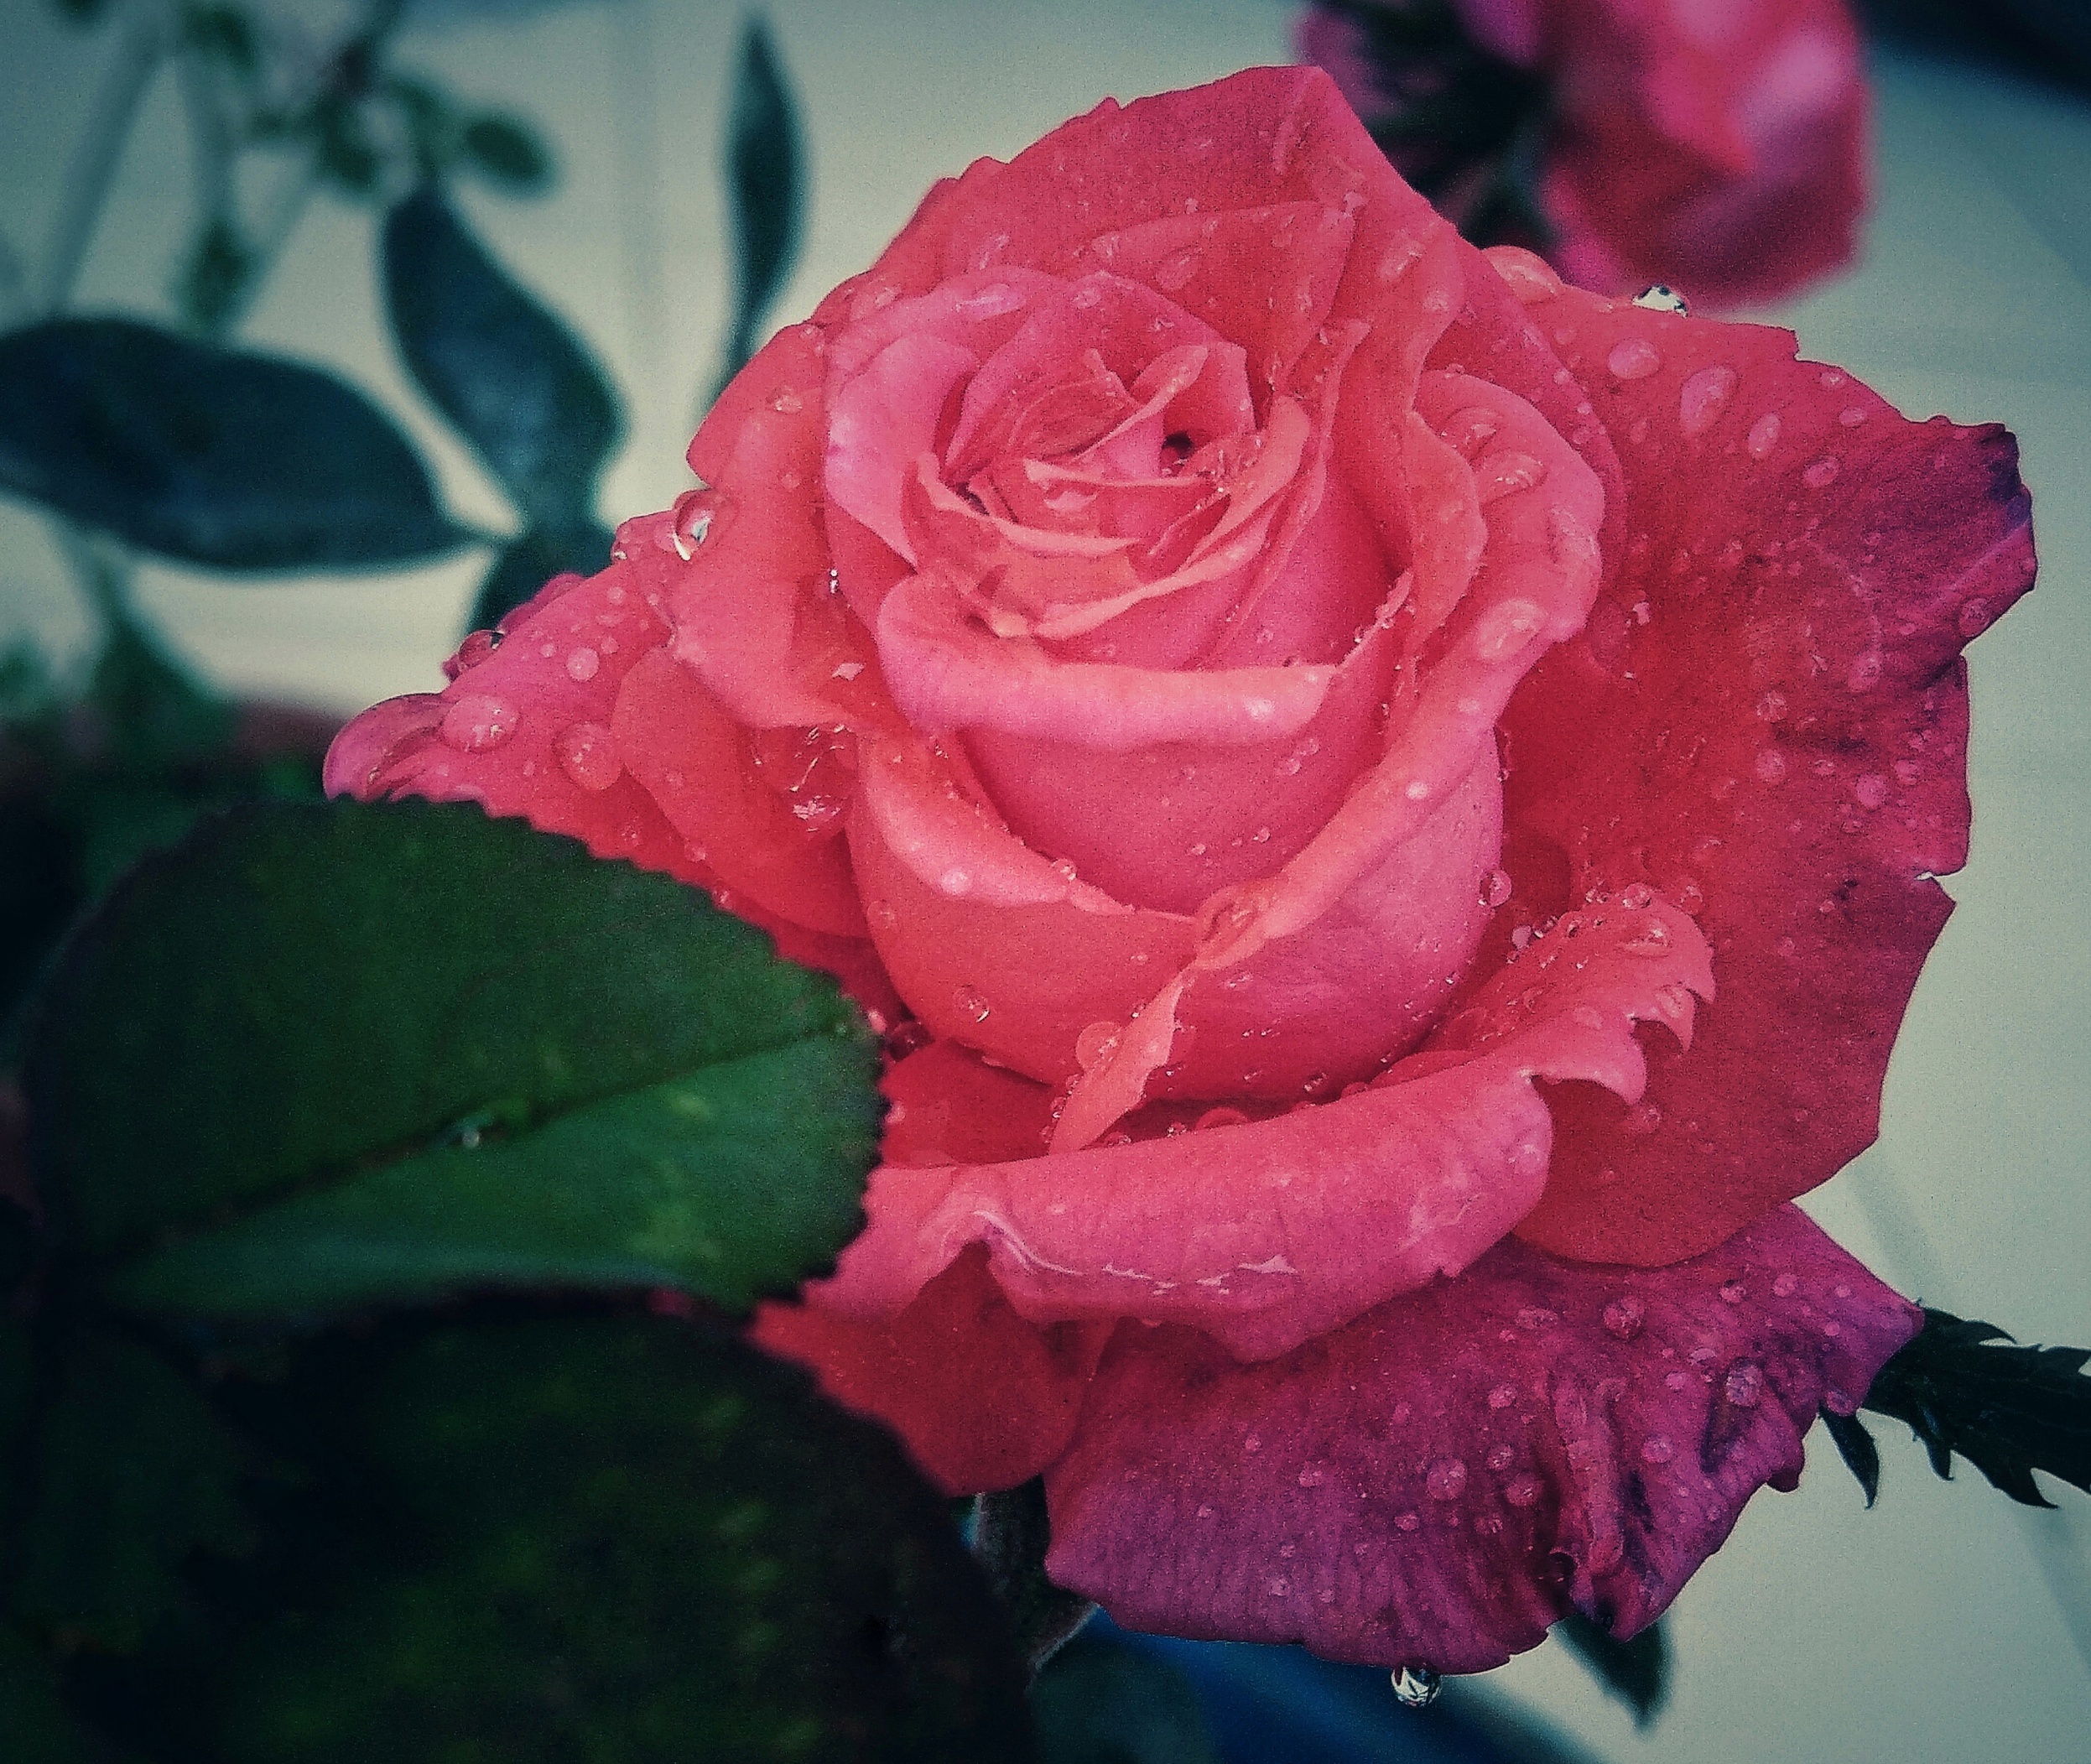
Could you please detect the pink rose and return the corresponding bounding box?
[328,68,2033,1671]
[1299,0,1868,309]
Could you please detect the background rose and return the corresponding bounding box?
[328,67,2033,1670]
[1298,0,1869,309]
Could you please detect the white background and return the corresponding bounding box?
[1,3,2086,1760]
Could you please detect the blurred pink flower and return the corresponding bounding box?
[1299,0,1869,309]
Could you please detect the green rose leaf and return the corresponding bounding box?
[0,320,466,570]
[7,1332,252,1654]
[1842,1305,2091,1507]
[467,516,614,631]
[383,188,621,528]
[712,18,804,401]
[23,799,881,1316]
[213,1317,1032,1763]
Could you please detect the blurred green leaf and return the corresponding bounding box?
[8,1333,252,1653]
[85,619,234,773]
[211,1316,1032,1763]
[0,319,465,570]
[25,800,880,1315]
[47,0,112,24]
[313,96,382,195]
[715,16,804,400]
[181,5,257,75]
[468,517,612,630]
[383,188,619,527]
[1553,1611,1668,1730]
[460,112,552,193]
[172,216,256,337]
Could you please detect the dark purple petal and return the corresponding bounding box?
[1043,1205,1917,1673]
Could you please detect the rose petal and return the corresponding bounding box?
[609,650,865,939]
[846,734,1199,1080]
[1042,1205,1919,1671]
[325,556,694,882]
[1048,367,1605,1127]
[754,1249,1114,1498]
[875,567,1336,750]
[965,528,1397,915]
[1040,203,1353,402]
[821,901,1711,1361]
[1489,289,2036,1265]
[1534,0,1867,308]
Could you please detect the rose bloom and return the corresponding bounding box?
[1298,0,1868,309]
[329,68,2033,1672]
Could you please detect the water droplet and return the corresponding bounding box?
[1754,748,1787,784]
[1475,597,1545,660]
[1391,1666,1443,1709]
[1823,1386,1858,1417]
[1618,882,1653,910]
[1772,1271,1799,1298]
[1196,1106,1250,1132]
[565,647,601,682]
[882,1019,933,1062]
[1478,450,1547,502]
[553,721,622,790]
[1265,1574,1291,1597]
[1517,1307,1558,1330]
[1854,773,1889,809]
[1756,689,1788,722]
[1957,596,1993,638]
[1153,248,1199,292]
[440,695,520,752]
[1632,284,1689,315]
[1298,1464,1325,1487]
[953,985,991,1024]
[1677,365,1735,435]
[1622,918,1671,955]
[1488,1382,1518,1410]
[1665,1370,1691,1391]
[1719,1282,1746,1305]
[1847,652,1883,692]
[1641,1434,1676,1465]
[1606,336,1662,379]
[1724,1362,1765,1408]
[443,628,500,679]
[1426,1458,1469,1500]
[1504,1475,1542,1508]
[1745,412,1782,459]
[1481,868,1513,908]
[1603,1296,1646,1339]
[1802,455,1840,490]
[1395,1510,1420,1532]
[1487,1444,1517,1470]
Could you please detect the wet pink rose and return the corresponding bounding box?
[1299,0,1868,309]
[328,68,2033,1672]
